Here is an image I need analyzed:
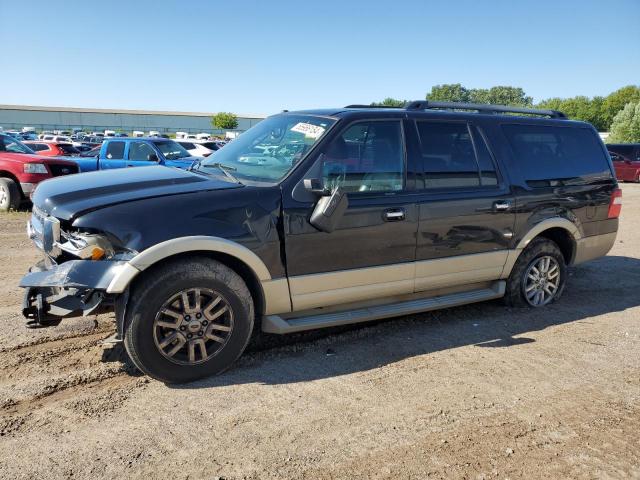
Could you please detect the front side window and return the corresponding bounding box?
[105,141,125,160]
[320,120,404,193]
[128,141,157,161]
[200,114,335,183]
[152,141,191,160]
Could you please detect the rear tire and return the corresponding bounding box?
[124,257,254,383]
[504,238,567,308]
[0,178,21,211]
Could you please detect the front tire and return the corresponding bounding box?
[0,178,21,211]
[504,238,567,308]
[124,257,254,383]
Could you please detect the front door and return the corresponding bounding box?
[407,119,516,292]
[283,119,418,311]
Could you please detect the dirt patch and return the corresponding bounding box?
[0,186,639,479]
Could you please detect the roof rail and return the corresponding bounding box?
[344,104,399,109]
[404,100,567,119]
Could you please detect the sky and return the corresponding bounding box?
[0,0,638,116]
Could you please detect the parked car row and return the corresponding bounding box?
[0,133,205,209]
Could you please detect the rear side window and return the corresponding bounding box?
[179,142,195,149]
[105,141,125,160]
[58,144,79,155]
[415,122,498,189]
[30,143,48,151]
[503,125,611,182]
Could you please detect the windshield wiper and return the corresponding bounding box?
[208,162,240,183]
[191,161,241,184]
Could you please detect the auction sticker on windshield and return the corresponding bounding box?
[291,122,325,139]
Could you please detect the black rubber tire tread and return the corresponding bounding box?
[124,256,254,383]
[0,177,21,211]
[503,237,567,308]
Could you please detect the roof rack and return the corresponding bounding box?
[404,100,567,119]
[343,101,567,119]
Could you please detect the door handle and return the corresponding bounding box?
[493,200,512,212]
[384,208,405,221]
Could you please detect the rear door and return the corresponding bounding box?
[408,119,516,292]
[283,119,419,311]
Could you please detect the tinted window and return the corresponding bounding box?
[152,141,191,160]
[321,120,404,193]
[30,143,48,151]
[128,141,157,161]
[179,142,195,149]
[503,125,611,182]
[416,122,479,189]
[470,126,498,186]
[202,142,220,151]
[105,141,125,160]
[58,144,80,155]
[607,144,635,158]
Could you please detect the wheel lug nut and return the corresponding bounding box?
[198,331,203,336]
[187,333,193,339]
[185,315,191,321]
[202,320,208,326]
[180,326,186,331]
[196,313,202,319]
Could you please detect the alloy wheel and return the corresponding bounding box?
[153,288,234,365]
[522,255,561,307]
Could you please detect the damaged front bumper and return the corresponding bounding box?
[20,260,127,328]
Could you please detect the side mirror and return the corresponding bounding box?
[309,186,348,233]
[148,152,159,162]
[303,178,330,196]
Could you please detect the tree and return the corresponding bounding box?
[426,83,471,102]
[370,97,407,107]
[601,85,640,130]
[469,86,533,107]
[607,101,640,143]
[537,95,607,131]
[211,112,238,130]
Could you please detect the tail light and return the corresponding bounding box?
[608,188,622,218]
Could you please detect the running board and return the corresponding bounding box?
[262,281,506,334]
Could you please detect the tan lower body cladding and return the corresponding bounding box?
[278,232,616,314]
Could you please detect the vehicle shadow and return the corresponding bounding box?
[163,255,640,389]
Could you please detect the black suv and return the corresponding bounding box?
[20,101,621,383]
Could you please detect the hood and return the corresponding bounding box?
[0,152,75,164]
[33,165,242,220]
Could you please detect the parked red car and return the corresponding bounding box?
[24,141,81,157]
[0,134,79,211]
[607,143,640,182]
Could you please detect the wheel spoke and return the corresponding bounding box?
[156,320,180,330]
[161,308,183,321]
[166,335,186,357]
[204,305,228,322]
[159,331,179,349]
[207,324,231,332]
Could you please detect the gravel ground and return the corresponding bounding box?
[0,185,639,479]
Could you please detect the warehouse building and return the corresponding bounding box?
[0,104,265,135]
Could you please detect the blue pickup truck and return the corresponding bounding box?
[72,137,202,172]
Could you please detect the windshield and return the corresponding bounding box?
[0,134,35,154]
[200,114,335,183]
[153,140,192,160]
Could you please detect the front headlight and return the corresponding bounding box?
[58,232,115,260]
[24,163,48,174]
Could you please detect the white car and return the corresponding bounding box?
[175,140,221,157]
